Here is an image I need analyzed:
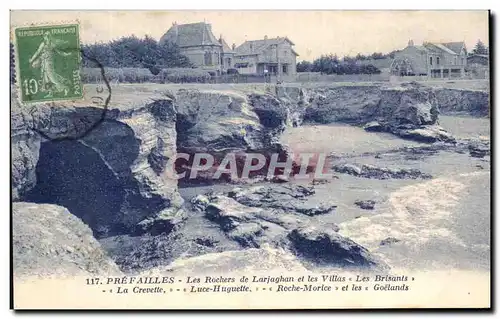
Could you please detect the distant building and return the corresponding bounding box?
[391,40,467,78]
[218,36,235,71]
[467,54,489,66]
[233,36,299,76]
[159,22,234,74]
[467,54,489,79]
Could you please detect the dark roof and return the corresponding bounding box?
[468,54,489,58]
[418,41,466,55]
[234,37,298,56]
[159,22,221,47]
[442,42,466,54]
[467,54,489,65]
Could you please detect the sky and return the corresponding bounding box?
[10,10,489,61]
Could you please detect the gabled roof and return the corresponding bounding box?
[426,43,458,55]
[159,22,221,47]
[391,55,428,75]
[219,37,234,53]
[442,42,466,54]
[234,37,298,56]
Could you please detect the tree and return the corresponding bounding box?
[305,54,380,75]
[81,35,193,69]
[370,52,385,60]
[296,61,313,72]
[472,40,488,55]
[355,53,368,61]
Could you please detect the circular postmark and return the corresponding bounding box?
[24,49,111,141]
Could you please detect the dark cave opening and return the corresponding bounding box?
[23,140,128,239]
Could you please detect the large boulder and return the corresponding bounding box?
[11,94,184,239]
[13,202,121,277]
[434,88,489,117]
[11,105,41,200]
[288,226,386,269]
[378,85,439,127]
[333,163,432,180]
[228,184,336,216]
[304,86,381,124]
[190,184,343,262]
[468,139,490,158]
[195,194,290,248]
[396,125,456,144]
[175,89,293,182]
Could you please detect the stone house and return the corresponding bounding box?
[391,40,467,78]
[159,22,235,74]
[233,36,299,76]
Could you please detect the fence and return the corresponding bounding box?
[294,72,390,83]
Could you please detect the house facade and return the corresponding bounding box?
[233,36,299,76]
[159,22,234,74]
[391,40,467,78]
[467,54,489,79]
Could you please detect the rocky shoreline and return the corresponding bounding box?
[11,82,490,276]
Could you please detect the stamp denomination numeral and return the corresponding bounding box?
[22,78,39,96]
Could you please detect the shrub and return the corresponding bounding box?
[81,67,154,83]
[157,68,211,83]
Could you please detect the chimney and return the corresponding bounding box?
[174,22,179,40]
[408,39,414,47]
[264,35,268,40]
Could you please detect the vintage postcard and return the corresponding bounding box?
[10,10,491,309]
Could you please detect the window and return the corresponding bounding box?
[204,51,212,65]
[234,63,249,68]
[454,57,457,65]
[282,65,288,74]
[429,56,433,66]
[436,57,440,65]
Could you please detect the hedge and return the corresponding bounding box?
[81,67,211,84]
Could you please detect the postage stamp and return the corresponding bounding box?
[13,24,83,104]
[10,10,491,310]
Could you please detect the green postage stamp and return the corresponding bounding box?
[14,24,83,104]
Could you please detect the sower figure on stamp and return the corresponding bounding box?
[29,31,71,98]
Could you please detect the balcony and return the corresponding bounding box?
[429,63,465,70]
